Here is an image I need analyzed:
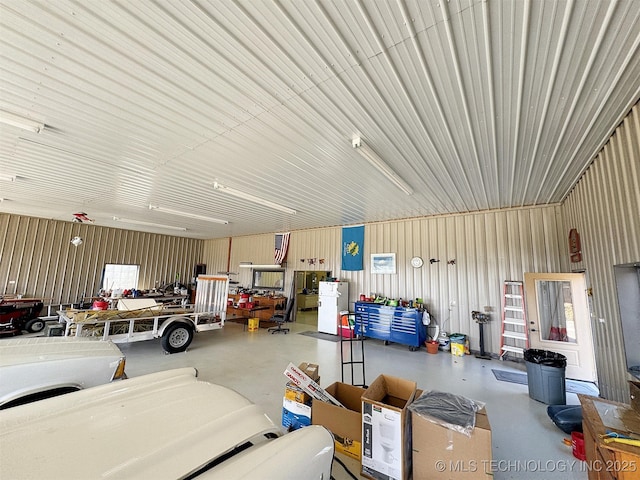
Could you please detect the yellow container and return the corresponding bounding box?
[248,318,260,331]
[451,342,465,357]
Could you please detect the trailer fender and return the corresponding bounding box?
[157,316,196,337]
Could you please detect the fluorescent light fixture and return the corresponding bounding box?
[0,174,16,182]
[0,110,45,133]
[238,264,284,269]
[352,137,413,195]
[148,205,228,225]
[113,216,187,232]
[213,182,296,215]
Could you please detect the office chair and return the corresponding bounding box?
[268,297,294,334]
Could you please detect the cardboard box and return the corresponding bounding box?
[283,363,320,406]
[312,382,366,460]
[285,381,312,406]
[284,362,342,407]
[412,402,492,479]
[298,362,320,382]
[361,375,417,480]
[282,397,311,431]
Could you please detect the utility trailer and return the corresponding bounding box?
[57,275,229,353]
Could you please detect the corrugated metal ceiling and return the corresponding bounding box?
[1,0,639,239]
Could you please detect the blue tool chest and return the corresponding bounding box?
[354,302,427,350]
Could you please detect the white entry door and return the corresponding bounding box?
[524,272,597,382]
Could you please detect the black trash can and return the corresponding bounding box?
[524,349,567,405]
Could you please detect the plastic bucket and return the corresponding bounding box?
[248,318,259,332]
[92,301,109,310]
[571,431,586,461]
[438,333,450,351]
[426,341,439,354]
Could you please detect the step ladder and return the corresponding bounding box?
[500,281,529,360]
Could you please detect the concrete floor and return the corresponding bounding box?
[119,316,590,480]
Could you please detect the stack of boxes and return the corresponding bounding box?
[282,362,319,431]
[284,362,493,480]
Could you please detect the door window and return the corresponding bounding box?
[535,280,577,343]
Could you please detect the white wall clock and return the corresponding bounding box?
[411,256,424,268]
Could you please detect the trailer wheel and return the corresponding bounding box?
[161,323,194,353]
[25,318,46,333]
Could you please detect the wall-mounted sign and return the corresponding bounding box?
[569,228,582,263]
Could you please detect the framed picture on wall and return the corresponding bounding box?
[371,253,396,274]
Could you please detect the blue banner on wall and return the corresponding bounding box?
[342,225,364,271]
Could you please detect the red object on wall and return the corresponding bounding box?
[568,228,582,263]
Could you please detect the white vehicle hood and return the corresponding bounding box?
[0,336,123,367]
[0,368,308,479]
[200,425,334,479]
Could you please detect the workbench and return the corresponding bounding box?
[226,294,286,322]
[578,394,640,480]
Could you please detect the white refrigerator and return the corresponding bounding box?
[317,281,349,335]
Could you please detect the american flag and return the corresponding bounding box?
[274,232,290,265]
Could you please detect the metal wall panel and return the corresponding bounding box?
[562,103,640,402]
[0,214,202,305]
[201,237,231,279]
[227,233,276,289]
[221,206,565,356]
